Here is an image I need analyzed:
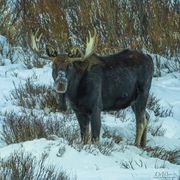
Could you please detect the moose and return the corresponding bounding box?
[31,28,154,148]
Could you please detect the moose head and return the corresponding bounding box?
[30,28,101,94]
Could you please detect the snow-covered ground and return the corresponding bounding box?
[0,36,180,179]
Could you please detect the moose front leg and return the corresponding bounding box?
[75,111,90,144]
[58,93,67,111]
[90,107,101,144]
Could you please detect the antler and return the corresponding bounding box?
[30,28,98,62]
[84,27,98,59]
[68,28,98,62]
[30,29,57,60]
[30,29,42,53]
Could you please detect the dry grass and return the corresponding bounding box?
[0,110,79,145]
[147,94,173,117]
[120,159,148,169]
[0,151,73,180]
[102,127,123,144]
[7,78,59,112]
[72,139,116,156]
[144,146,180,165]
[148,119,166,137]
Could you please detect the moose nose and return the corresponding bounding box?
[57,71,67,83]
[58,71,66,78]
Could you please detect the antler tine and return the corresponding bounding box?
[84,27,98,59]
[30,29,42,52]
[30,29,56,60]
[68,27,98,62]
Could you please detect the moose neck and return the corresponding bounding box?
[66,66,83,101]
[66,54,104,101]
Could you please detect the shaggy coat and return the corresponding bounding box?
[52,49,154,147]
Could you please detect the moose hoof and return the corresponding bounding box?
[91,137,99,144]
[134,141,146,148]
[81,136,90,145]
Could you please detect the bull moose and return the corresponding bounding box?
[31,28,154,147]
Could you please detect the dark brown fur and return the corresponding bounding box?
[52,49,154,147]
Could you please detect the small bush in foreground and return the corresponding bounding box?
[120,159,148,169]
[0,151,73,180]
[144,146,180,165]
[106,109,129,122]
[102,127,123,144]
[7,78,59,112]
[147,94,173,117]
[148,120,166,137]
[0,110,79,145]
[72,139,116,156]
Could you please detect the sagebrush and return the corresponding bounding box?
[0,151,73,180]
[7,78,59,112]
[0,110,79,145]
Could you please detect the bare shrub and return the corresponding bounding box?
[120,160,135,169]
[0,151,73,180]
[0,110,79,145]
[23,51,48,69]
[120,160,147,169]
[148,120,166,136]
[0,111,53,144]
[147,94,173,117]
[164,57,180,73]
[7,78,59,112]
[102,127,123,144]
[72,139,116,156]
[154,160,167,169]
[107,110,128,122]
[97,139,116,156]
[144,146,180,164]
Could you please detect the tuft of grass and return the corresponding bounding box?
[147,94,173,117]
[102,127,123,144]
[0,110,79,145]
[144,146,180,165]
[148,120,166,137]
[97,139,116,156]
[0,151,73,180]
[163,57,180,73]
[72,139,116,156]
[7,78,60,112]
[120,160,135,169]
[120,159,147,169]
[108,109,129,122]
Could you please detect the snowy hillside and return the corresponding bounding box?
[0,36,180,180]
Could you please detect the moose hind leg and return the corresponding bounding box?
[132,93,149,147]
[140,111,150,147]
[135,113,148,147]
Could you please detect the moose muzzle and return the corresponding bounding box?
[54,71,68,93]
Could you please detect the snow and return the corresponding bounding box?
[0,35,180,179]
